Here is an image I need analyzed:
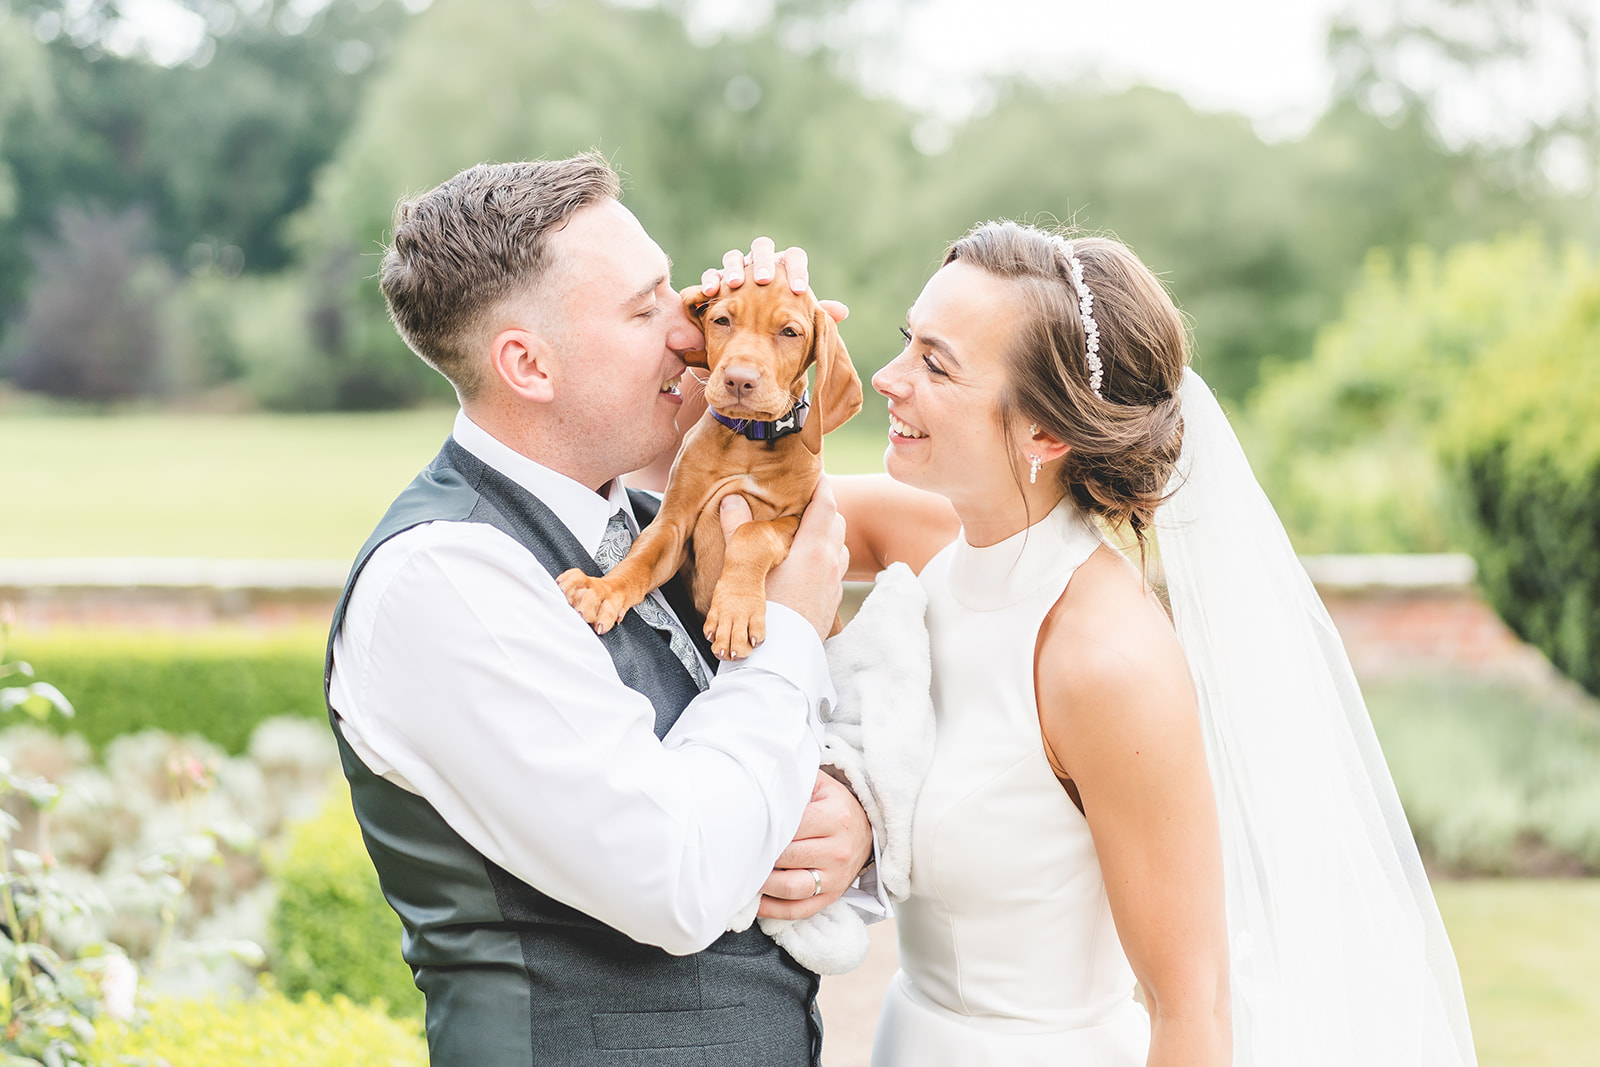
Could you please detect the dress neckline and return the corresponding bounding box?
[948,500,1104,612]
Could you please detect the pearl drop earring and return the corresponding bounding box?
[1029,455,1042,484]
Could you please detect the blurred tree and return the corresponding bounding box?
[0,0,413,349]
[281,0,925,409]
[7,204,173,402]
[912,84,1312,400]
[0,17,53,333]
[1241,233,1581,553]
[0,16,51,218]
[3,0,1585,414]
[1328,0,1600,199]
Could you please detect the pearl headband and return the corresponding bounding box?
[1055,238,1103,399]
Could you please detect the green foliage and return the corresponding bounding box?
[6,0,1588,410]
[269,789,422,1019]
[1242,232,1600,699]
[1367,672,1600,874]
[10,630,327,755]
[179,272,326,410]
[0,17,51,224]
[1441,283,1600,696]
[90,987,426,1065]
[0,1,406,351]
[283,0,923,411]
[1241,234,1583,552]
[281,0,1504,411]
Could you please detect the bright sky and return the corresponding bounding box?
[687,0,1349,139]
[873,0,1346,137]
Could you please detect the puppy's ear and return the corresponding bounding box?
[800,305,863,455]
[677,285,712,368]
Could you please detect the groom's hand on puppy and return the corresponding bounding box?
[758,771,874,920]
[699,237,850,324]
[730,478,847,643]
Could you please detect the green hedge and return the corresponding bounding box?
[11,627,327,753]
[1442,282,1600,696]
[91,988,426,1065]
[270,786,424,1019]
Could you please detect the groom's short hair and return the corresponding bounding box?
[380,153,622,399]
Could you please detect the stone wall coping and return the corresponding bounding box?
[0,553,1479,594]
[0,558,352,592]
[1297,554,1477,590]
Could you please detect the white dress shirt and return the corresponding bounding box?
[330,411,836,956]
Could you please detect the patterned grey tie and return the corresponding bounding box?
[596,510,710,692]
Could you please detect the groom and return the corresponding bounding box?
[324,154,874,1066]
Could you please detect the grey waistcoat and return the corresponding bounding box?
[323,438,821,1067]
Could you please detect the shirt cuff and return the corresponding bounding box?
[847,822,892,923]
[716,603,836,733]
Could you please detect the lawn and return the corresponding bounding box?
[1434,879,1600,1066]
[2,409,890,558]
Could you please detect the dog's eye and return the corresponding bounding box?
[780,326,800,338]
[711,315,730,327]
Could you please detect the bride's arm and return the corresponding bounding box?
[1037,547,1230,1067]
[831,473,959,581]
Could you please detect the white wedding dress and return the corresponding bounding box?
[871,502,1149,1067]
[873,370,1476,1067]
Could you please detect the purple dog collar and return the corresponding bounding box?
[710,391,810,441]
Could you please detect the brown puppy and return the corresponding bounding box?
[558,262,862,660]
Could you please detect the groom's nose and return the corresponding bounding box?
[665,300,704,355]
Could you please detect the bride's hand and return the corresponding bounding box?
[757,771,874,920]
[698,237,849,324]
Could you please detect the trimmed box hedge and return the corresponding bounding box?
[271,786,424,1019]
[11,627,328,753]
[91,988,426,1065]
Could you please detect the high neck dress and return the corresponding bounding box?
[872,501,1151,1067]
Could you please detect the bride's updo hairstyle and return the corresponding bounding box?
[944,221,1188,545]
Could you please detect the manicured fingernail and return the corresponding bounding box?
[721,496,735,512]
[754,269,771,283]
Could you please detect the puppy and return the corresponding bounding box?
[558,262,862,660]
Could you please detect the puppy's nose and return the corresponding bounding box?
[721,365,760,395]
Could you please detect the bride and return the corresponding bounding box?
[761,221,1474,1066]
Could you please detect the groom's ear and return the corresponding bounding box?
[489,327,556,404]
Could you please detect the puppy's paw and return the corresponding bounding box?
[705,593,767,661]
[556,569,630,634]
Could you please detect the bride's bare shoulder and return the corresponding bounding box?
[1036,542,1198,777]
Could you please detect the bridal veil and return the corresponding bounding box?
[1155,368,1477,1066]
